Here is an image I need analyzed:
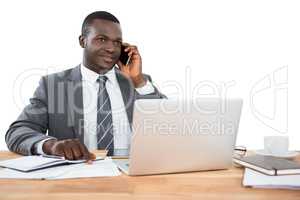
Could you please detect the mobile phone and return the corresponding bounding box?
[119,45,131,65]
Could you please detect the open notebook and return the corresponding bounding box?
[0,155,104,172]
[0,157,121,180]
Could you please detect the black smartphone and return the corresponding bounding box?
[119,45,131,65]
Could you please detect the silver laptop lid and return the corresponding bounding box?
[128,98,243,175]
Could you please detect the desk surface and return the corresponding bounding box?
[0,151,299,200]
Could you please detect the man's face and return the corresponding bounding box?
[80,19,122,73]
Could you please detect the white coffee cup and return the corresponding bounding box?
[264,136,289,155]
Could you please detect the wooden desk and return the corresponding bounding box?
[0,151,299,200]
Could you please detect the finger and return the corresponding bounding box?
[89,152,96,160]
[77,141,92,161]
[128,51,133,57]
[86,160,93,165]
[124,47,130,52]
[124,45,137,52]
[130,45,138,50]
[126,49,134,58]
[127,48,139,58]
[128,53,138,62]
[125,47,137,53]
[53,148,65,158]
[63,146,74,160]
[72,139,84,160]
[71,144,83,160]
[131,48,139,55]
[51,142,63,156]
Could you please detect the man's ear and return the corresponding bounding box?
[79,35,86,48]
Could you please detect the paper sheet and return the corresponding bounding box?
[48,158,121,179]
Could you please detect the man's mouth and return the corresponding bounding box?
[101,55,115,64]
[103,57,113,63]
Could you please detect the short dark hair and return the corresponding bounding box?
[81,11,120,36]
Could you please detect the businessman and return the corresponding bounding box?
[6,11,165,160]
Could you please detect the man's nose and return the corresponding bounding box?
[104,41,116,53]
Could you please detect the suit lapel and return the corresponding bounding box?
[67,65,84,142]
[115,69,136,125]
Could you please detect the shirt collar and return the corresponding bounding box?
[80,64,118,85]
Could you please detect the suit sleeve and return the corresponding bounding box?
[5,76,55,155]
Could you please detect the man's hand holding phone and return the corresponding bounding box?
[117,43,146,88]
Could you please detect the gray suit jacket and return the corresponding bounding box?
[6,65,166,155]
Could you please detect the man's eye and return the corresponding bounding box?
[97,38,106,42]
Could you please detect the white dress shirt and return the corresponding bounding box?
[36,64,155,156]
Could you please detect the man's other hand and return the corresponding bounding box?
[42,138,96,161]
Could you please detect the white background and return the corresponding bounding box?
[0,0,299,150]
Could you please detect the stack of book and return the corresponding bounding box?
[233,154,300,189]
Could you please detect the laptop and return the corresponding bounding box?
[114,98,243,176]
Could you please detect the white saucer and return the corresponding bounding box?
[255,149,299,158]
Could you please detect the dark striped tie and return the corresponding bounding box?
[96,75,114,156]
